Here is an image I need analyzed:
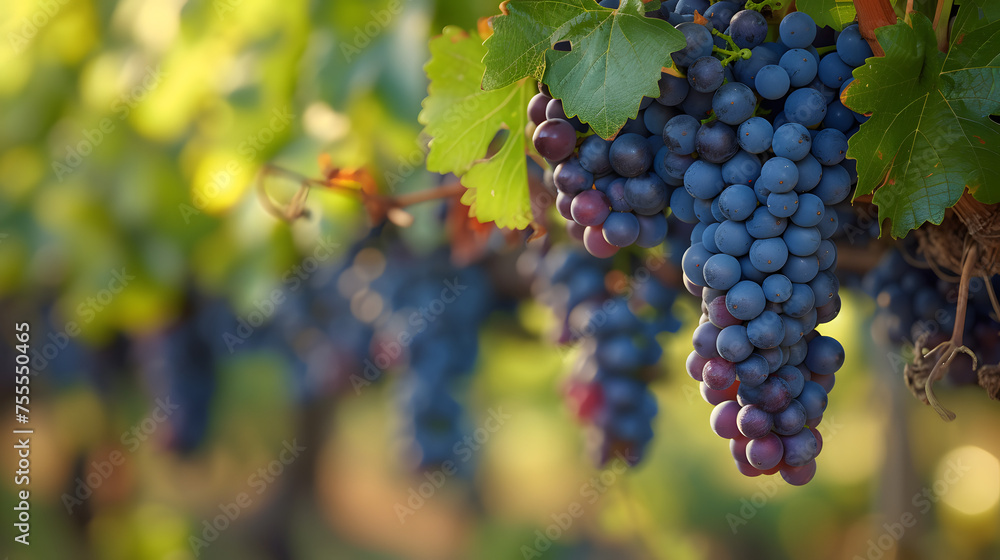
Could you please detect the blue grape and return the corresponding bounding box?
[767,191,799,218]
[790,193,825,227]
[692,196,717,224]
[793,154,823,193]
[660,149,696,180]
[669,185,698,222]
[734,45,780,91]
[644,103,678,136]
[737,117,773,154]
[701,222,719,253]
[772,123,813,160]
[713,82,757,125]
[603,212,641,247]
[739,375,792,413]
[657,72,691,106]
[692,321,722,359]
[605,177,632,212]
[781,315,804,346]
[546,98,589,132]
[739,254,768,283]
[823,98,856,132]
[782,254,820,283]
[579,134,612,175]
[774,365,805,398]
[696,120,739,163]
[736,354,769,387]
[836,24,874,67]
[818,53,854,89]
[556,192,574,220]
[675,0,710,15]
[688,56,726,93]
[710,196,727,222]
[783,225,822,256]
[763,274,793,303]
[636,213,669,248]
[812,164,851,205]
[554,158,594,195]
[784,87,827,127]
[663,114,701,154]
[758,157,799,194]
[779,12,817,49]
[782,283,816,317]
[746,206,788,239]
[702,222,721,252]
[779,49,818,87]
[773,399,808,435]
[727,280,766,321]
[718,324,754,362]
[797,381,828,418]
[780,429,818,467]
[718,184,758,221]
[809,269,839,306]
[811,128,849,166]
[749,238,789,273]
[711,400,742,438]
[610,133,653,177]
[624,173,669,215]
[781,460,817,485]
[755,65,791,100]
[747,310,785,350]
[704,253,742,290]
[722,150,762,186]
[729,10,768,49]
[673,22,715,67]
[715,219,754,256]
[684,160,726,199]
[528,92,552,125]
[815,239,837,270]
[758,346,785,374]
[704,1,740,30]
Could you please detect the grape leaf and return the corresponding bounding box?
[482,0,684,139]
[794,0,856,32]
[842,14,1000,237]
[419,26,534,230]
[952,0,1000,44]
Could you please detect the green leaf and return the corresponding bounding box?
[794,0,856,32]
[482,0,685,139]
[843,14,1000,237]
[418,26,534,230]
[952,0,1000,45]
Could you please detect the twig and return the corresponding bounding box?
[921,241,980,421]
[854,0,897,57]
[392,183,465,208]
[932,0,955,52]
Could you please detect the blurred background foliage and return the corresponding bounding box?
[0,0,999,559]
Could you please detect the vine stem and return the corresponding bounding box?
[255,163,464,225]
[854,0,897,56]
[921,241,980,421]
[932,0,955,51]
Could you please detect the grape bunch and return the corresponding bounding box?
[538,248,682,466]
[530,3,875,482]
[365,248,496,470]
[530,91,677,256]
[659,8,867,484]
